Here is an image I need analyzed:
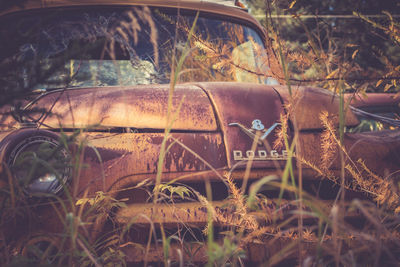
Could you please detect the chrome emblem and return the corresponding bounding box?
[251,119,264,130]
[228,119,288,161]
[228,120,281,145]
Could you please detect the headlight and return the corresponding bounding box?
[4,130,71,195]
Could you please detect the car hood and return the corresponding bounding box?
[0,83,360,133]
[0,84,218,131]
[273,85,360,130]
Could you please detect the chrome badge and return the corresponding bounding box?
[228,119,288,161]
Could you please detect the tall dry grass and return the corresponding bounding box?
[0,2,400,267]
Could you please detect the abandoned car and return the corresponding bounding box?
[0,0,399,263]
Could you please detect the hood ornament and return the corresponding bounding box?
[228,119,287,161]
[228,119,280,145]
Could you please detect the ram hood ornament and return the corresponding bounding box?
[228,119,288,161]
[228,119,281,146]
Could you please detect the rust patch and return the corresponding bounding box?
[26,84,217,131]
[298,130,400,178]
[76,132,227,195]
[164,133,226,172]
[274,85,360,130]
[196,82,286,169]
[115,198,326,225]
[83,146,127,163]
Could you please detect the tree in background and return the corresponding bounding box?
[246,0,400,92]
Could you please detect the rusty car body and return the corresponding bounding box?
[0,0,400,263]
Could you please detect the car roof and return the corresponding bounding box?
[0,0,265,35]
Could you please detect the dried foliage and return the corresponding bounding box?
[319,111,338,171]
[1,2,400,267]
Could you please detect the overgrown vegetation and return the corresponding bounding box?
[1,0,400,266]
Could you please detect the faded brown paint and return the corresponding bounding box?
[343,131,400,176]
[24,85,217,131]
[116,198,321,226]
[274,85,360,130]
[196,82,287,168]
[298,130,400,178]
[2,83,399,196]
[122,242,207,263]
[346,93,399,109]
[75,132,227,195]
[2,2,400,261]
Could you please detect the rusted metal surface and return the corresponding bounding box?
[298,130,400,178]
[0,86,216,131]
[1,3,396,193]
[2,83,400,197]
[343,130,400,176]
[265,86,400,182]
[273,85,360,130]
[1,83,400,195]
[21,85,216,131]
[116,198,325,226]
[122,242,208,263]
[75,132,227,195]
[346,93,399,109]
[1,2,399,266]
[196,82,288,169]
[117,201,222,225]
[346,92,400,116]
[121,230,397,264]
[120,236,310,263]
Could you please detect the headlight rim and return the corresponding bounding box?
[2,129,71,196]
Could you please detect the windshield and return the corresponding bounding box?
[0,7,278,94]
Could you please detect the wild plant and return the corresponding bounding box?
[1,2,400,267]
